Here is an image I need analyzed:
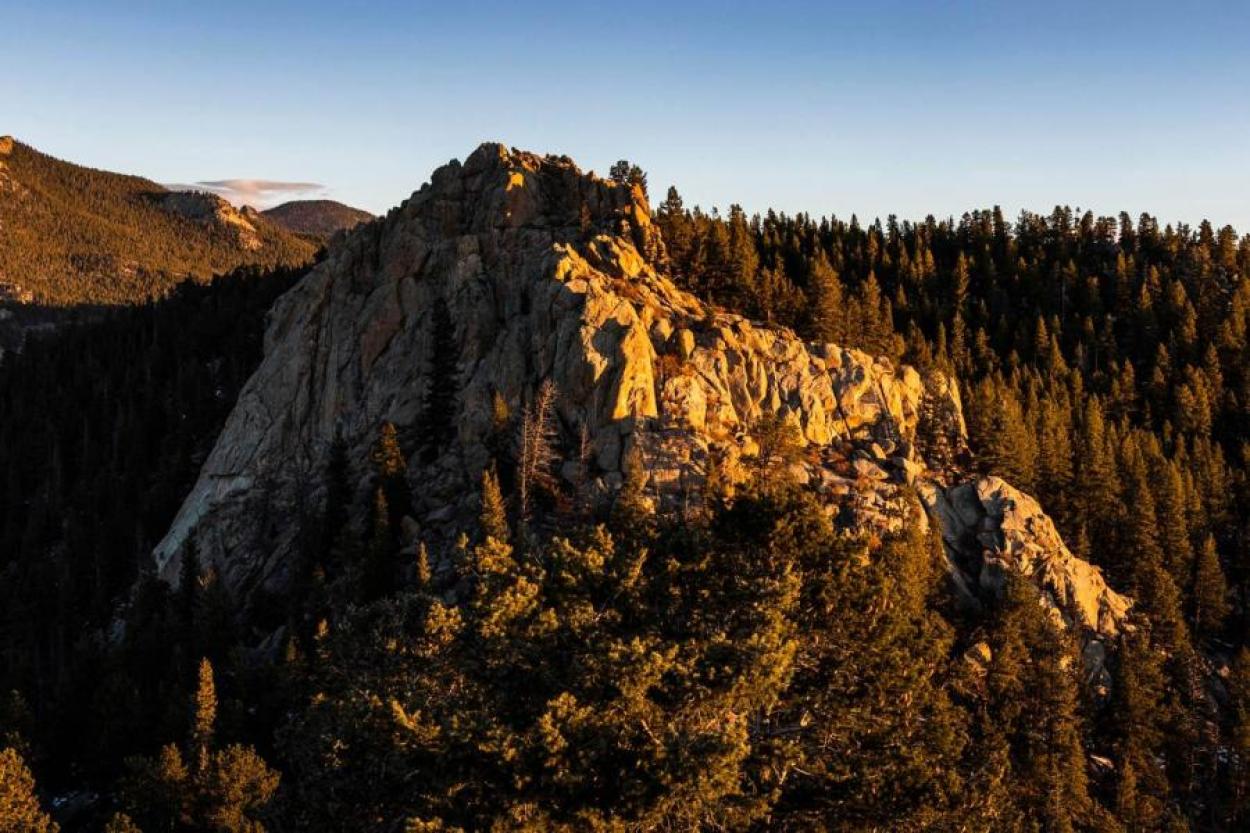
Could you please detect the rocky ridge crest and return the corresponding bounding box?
[153,143,1130,650]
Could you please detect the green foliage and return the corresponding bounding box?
[123,660,279,832]
[277,488,986,832]
[0,747,58,833]
[976,575,1110,832]
[279,507,799,830]
[104,811,144,833]
[0,263,305,781]
[1191,535,1229,638]
[5,164,1250,831]
[478,465,510,543]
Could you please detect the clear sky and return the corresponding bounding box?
[4,1,1249,230]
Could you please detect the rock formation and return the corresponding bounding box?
[160,191,267,250]
[153,143,1130,649]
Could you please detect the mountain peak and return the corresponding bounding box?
[152,146,1129,671]
[262,199,373,240]
[406,142,656,248]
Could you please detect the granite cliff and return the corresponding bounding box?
[153,143,1130,652]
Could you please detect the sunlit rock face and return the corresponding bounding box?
[152,143,1129,651]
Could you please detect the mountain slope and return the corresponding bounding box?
[262,199,372,240]
[153,143,1129,654]
[0,137,317,305]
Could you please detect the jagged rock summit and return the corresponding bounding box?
[153,143,1130,649]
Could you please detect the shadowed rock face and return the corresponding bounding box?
[152,143,1131,648]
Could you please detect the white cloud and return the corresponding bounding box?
[164,178,326,209]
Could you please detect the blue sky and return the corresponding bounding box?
[4,1,1249,230]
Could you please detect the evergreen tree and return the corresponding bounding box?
[805,252,845,345]
[0,747,58,833]
[771,499,968,830]
[103,812,142,833]
[1075,399,1122,567]
[192,658,217,774]
[1110,625,1171,830]
[280,501,802,831]
[1192,535,1229,639]
[371,422,412,530]
[1227,649,1250,827]
[479,465,509,543]
[982,575,1104,832]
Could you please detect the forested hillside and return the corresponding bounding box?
[0,262,309,817]
[261,199,372,242]
[0,137,316,305]
[3,149,1250,832]
[652,185,1250,826]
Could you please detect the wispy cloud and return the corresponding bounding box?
[164,178,326,209]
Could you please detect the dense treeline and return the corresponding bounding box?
[654,192,1250,829]
[5,182,1250,830]
[0,262,308,794]
[0,139,315,305]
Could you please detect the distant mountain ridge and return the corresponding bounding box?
[0,137,317,306]
[263,199,372,240]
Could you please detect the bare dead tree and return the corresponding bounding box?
[516,380,559,523]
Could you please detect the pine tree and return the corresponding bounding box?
[1111,625,1170,829]
[102,812,142,833]
[724,204,759,310]
[1228,649,1250,827]
[1075,398,1122,565]
[983,575,1102,832]
[479,465,509,543]
[371,422,411,530]
[611,441,653,536]
[1154,462,1194,589]
[192,658,217,774]
[772,500,967,829]
[656,186,693,277]
[415,543,432,588]
[199,744,280,833]
[0,747,58,833]
[805,252,845,345]
[124,660,280,832]
[608,159,646,191]
[915,373,963,474]
[1192,535,1229,638]
[968,376,1037,491]
[1035,394,1076,535]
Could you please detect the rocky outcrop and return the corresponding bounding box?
[160,191,264,250]
[152,143,1131,648]
[920,477,1131,634]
